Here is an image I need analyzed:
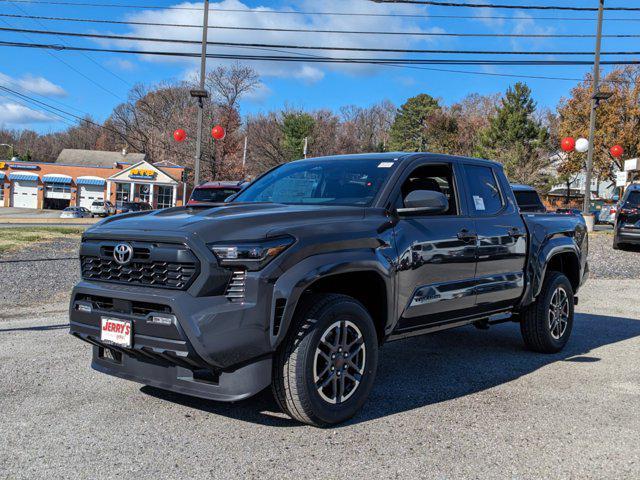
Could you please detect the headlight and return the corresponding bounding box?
[209,236,295,271]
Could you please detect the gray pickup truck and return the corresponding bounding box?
[69,153,589,426]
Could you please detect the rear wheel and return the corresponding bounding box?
[272,293,378,427]
[520,271,574,353]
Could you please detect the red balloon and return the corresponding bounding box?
[211,125,226,140]
[173,129,187,142]
[610,144,624,158]
[561,137,575,152]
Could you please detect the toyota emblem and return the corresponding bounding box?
[113,243,134,265]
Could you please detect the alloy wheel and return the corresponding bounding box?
[548,286,570,340]
[313,320,366,404]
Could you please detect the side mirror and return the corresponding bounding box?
[397,190,449,216]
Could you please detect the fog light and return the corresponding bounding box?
[147,315,175,326]
[76,303,92,313]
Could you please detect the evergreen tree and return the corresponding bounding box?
[281,112,315,162]
[476,82,550,184]
[389,94,441,151]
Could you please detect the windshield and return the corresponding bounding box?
[191,188,238,203]
[623,190,640,207]
[233,158,397,206]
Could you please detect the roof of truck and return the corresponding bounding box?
[299,152,502,167]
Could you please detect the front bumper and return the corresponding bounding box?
[69,281,275,401]
[91,345,271,402]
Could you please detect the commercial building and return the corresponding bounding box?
[0,149,186,210]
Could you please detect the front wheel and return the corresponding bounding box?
[520,271,574,353]
[272,293,379,427]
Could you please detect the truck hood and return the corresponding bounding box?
[88,203,366,242]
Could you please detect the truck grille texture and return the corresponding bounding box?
[80,240,199,290]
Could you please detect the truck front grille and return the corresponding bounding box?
[80,240,199,290]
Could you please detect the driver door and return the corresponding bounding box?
[393,160,478,332]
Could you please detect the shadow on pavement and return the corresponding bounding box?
[141,312,640,428]
[0,323,69,333]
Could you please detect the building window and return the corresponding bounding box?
[138,184,150,203]
[157,185,173,209]
[116,183,130,206]
[0,185,4,203]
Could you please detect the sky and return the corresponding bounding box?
[0,0,638,133]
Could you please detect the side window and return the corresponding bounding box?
[398,163,458,215]
[463,164,504,216]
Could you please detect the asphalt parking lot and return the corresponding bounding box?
[2,279,640,477]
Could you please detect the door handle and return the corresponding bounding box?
[508,227,525,238]
[457,229,477,242]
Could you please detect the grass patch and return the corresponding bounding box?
[0,227,84,255]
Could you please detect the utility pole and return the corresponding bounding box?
[192,0,210,187]
[583,0,605,218]
[242,136,248,169]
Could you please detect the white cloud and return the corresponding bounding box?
[243,81,272,102]
[0,73,67,97]
[509,11,555,51]
[108,58,137,71]
[98,0,437,83]
[0,102,57,125]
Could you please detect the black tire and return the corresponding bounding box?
[272,293,379,427]
[520,271,574,353]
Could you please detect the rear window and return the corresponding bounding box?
[513,190,544,211]
[623,190,640,207]
[191,188,238,203]
[462,164,504,215]
[92,201,103,206]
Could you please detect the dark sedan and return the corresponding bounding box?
[613,184,640,250]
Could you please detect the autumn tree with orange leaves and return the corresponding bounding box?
[557,66,640,181]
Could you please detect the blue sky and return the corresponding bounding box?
[0,0,637,132]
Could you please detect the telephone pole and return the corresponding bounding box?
[192,0,210,187]
[583,0,605,218]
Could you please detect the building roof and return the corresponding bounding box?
[55,149,146,168]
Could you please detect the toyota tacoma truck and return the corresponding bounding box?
[69,153,588,426]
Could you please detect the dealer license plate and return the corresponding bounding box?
[100,317,133,348]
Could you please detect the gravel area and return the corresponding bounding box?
[0,238,80,318]
[1,279,639,479]
[587,232,640,279]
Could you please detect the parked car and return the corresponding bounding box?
[117,202,153,214]
[187,181,246,206]
[70,153,588,427]
[510,184,546,213]
[90,200,116,217]
[597,204,617,225]
[60,206,92,219]
[613,184,640,250]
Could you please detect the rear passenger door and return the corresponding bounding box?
[460,163,527,312]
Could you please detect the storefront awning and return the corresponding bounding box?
[76,176,106,186]
[9,172,39,181]
[42,174,72,184]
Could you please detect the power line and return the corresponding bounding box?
[3,39,640,66]
[372,0,640,11]
[7,0,131,89]
[0,17,123,101]
[3,26,640,56]
[0,84,190,161]
[2,0,639,22]
[3,14,640,37]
